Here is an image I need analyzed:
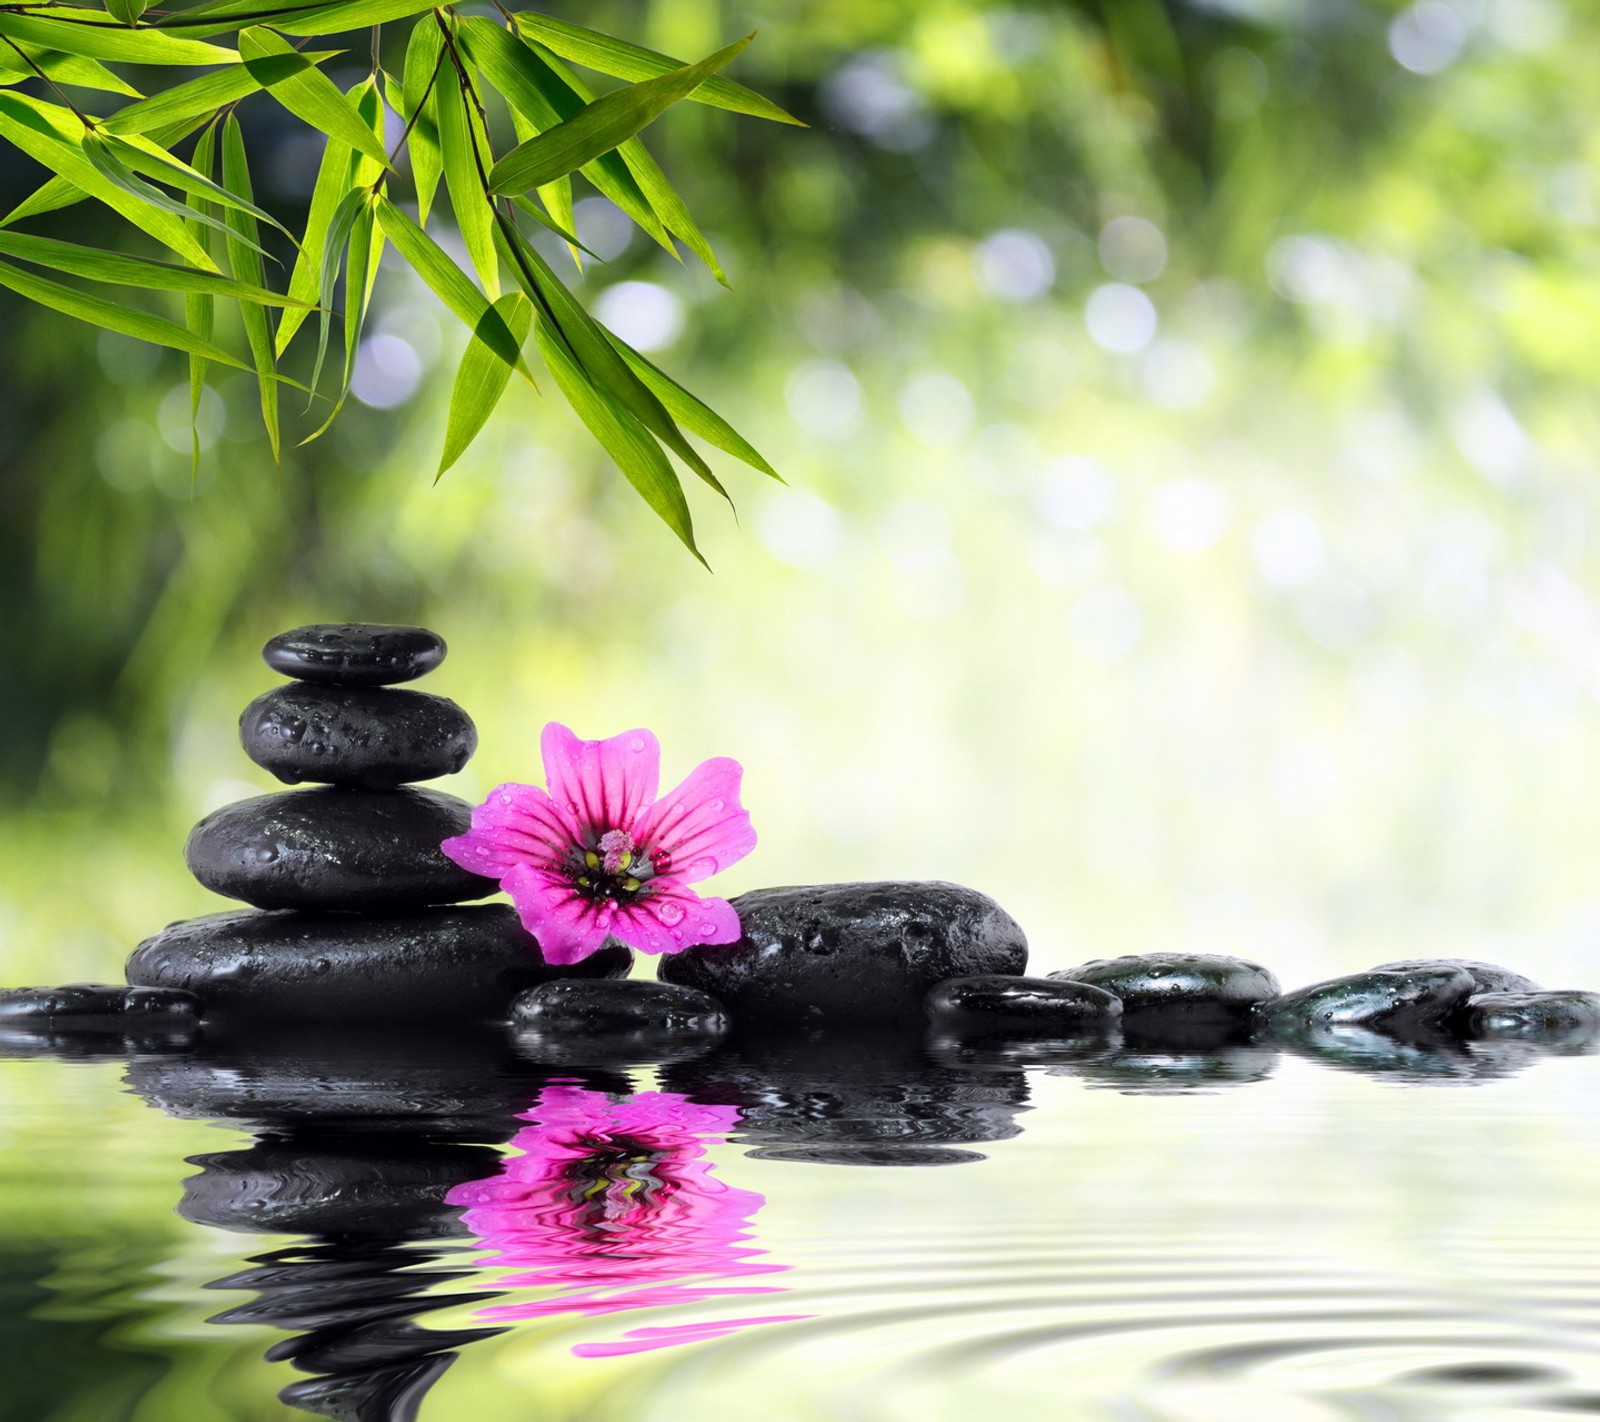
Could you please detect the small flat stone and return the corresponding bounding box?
[126,905,631,1025]
[658,881,1028,1026]
[1048,952,1279,1017]
[0,983,199,1027]
[240,684,477,790]
[185,786,493,912]
[511,979,728,1036]
[1372,958,1541,995]
[1260,966,1477,1035]
[262,623,446,687]
[925,975,1121,1034]
[1464,990,1600,1044]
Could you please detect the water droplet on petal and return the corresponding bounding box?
[657,900,685,925]
[706,798,725,813]
[688,856,718,878]
[670,929,684,943]
[629,736,646,752]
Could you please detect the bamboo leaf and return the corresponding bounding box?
[530,44,725,282]
[438,290,531,479]
[513,12,800,126]
[183,119,215,478]
[0,228,309,303]
[301,195,376,443]
[399,20,442,222]
[509,193,598,259]
[275,126,353,355]
[0,12,236,66]
[0,255,251,367]
[105,0,148,27]
[372,195,531,380]
[532,317,702,562]
[434,55,498,298]
[102,52,339,135]
[238,26,389,168]
[496,216,724,498]
[457,19,671,255]
[0,91,215,267]
[0,43,141,97]
[269,0,437,36]
[609,335,780,480]
[220,113,279,465]
[82,129,266,257]
[309,184,366,393]
[106,130,292,237]
[489,33,753,195]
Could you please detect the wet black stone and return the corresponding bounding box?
[658,881,1029,1027]
[663,1028,1030,1167]
[263,624,446,687]
[240,684,476,790]
[184,786,493,912]
[1372,958,1541,995]
[125,905,632,1028]
[512,979,728,1036]
[925,975,1121,1034]
[1260,966,1477,1035]
[1048,952,1279,1018]
[1464,990,1600,1045]
[0,983,198,1028]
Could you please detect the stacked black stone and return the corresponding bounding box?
[126,624,630,1025]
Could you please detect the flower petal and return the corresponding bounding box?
[441,782,577,878]
[504,862,616,965]
[541,723,660,838]
[635,758,756,883]
[612,881,743,956]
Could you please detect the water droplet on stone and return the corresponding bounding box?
[251,846,278,865]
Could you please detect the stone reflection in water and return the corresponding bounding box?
[664,1029,1032,1166]
[1273,1022,1556,1083]
[448,1084,805,1357]
[124,1029,628,1422]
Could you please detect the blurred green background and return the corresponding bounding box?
[4,0,1599,989]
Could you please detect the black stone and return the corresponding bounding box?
[512,979,728,1035]
[125,905,632,1027]
[663,1029,1030,1167]
[262,623,446,687]
[184,786,494,912]
[1260,966,1478,1035]
[0,982,198,1027]
[1464,990,1600,1045]
[240,684,477,790]
[925,975,1121,1034]
[658,881,1028,1027]
[1048,952,1279,1018]
[1372,958,1541,995]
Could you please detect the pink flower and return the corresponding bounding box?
[441,723,756,965]
[447,1086,804,1357]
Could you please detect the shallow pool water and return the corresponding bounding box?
[4,1026,1600,1422]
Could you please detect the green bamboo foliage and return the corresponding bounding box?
[0,3,798,553]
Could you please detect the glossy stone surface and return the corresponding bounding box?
[1372,958,1541,995]
[659,882,1028,1027]
[1048,952,1279,1017]
[262,624,446,687]
[125,905,632,1025]
[924,975,1122,1033]
[511,979,728,1036]
[1260,967,1477,1035]
[185,786,493,912]
[240,683,477,790]
[1464,990,1600,1044]
[0,983,199,1027]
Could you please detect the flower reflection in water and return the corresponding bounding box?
[447,1085,805,1357]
